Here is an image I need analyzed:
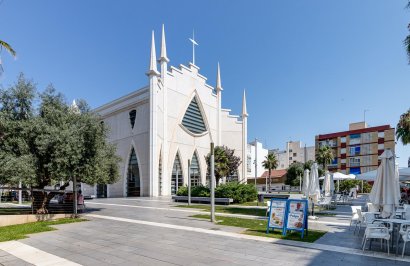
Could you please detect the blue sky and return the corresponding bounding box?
[1,0,410,167]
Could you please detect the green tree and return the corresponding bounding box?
[262,153,278,192]
[0,74,120,213]
[285,162,304,186]
[303,160,314,170]
[0,40,17,75]
[316,146,334,170]
[205,146,241,185]
[397,109,410,145]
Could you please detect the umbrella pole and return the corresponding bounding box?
[311,201,314,216]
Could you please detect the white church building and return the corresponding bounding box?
[92,26,248,198]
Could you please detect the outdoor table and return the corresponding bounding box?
[395,209,406,219]
[374,218,410,256]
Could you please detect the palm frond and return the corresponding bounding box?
[0,40,17,57]
[405,34,410,64]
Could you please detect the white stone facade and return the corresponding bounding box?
[246,141,268,178]
[92,26,248,197]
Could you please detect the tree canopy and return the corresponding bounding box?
[205,146,241,185]
[0,74,120,213]
[315,146,334,170]
[397,108,410,145]
[262,153,278,191]
[285,162,304,186]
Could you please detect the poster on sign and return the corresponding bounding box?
[266,198,287,234]
[285,199,308,238]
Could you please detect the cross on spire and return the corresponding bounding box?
[189,30,198,65]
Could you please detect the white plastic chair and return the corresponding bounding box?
[401,224,410,257]
[266,200,271,216]
[350,206,361,232]
[318,196,332,210]
[362,225,390,255]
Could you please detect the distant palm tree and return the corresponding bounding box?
[397,109,410,145]
[0,40,17,75]
[262,153,278,192]
[316,146,334,170]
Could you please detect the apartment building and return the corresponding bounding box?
[315,122,395,175]
[269,141,315,170]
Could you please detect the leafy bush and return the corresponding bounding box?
[215,182,257,203]
[176,182,257,203]
[176,185,210,197]
[339,179,372,193]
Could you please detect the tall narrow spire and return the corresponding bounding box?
[242,90,248,117]
[147,30,159,76]
[216,62,222,92]
[159,24,169,63]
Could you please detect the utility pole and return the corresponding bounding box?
[210,143,215,222]
[73,176,78,217]
[188,159,191,206]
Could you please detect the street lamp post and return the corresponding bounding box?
[210,143,215,222]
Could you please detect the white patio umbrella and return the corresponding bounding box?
[323,171,334,196]
[302,169,310,197]
[369,150,400,218]
[308,163,321,204]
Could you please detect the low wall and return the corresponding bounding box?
[0,213,73,227]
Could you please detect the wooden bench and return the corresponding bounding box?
[171,196,233,205]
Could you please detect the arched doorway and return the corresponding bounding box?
[190,152,201,187]
[127,148,140,197]
[96,184,107,198]
[171,153,183,195]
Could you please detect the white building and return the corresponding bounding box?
[246,140,268,179]
[91,26,248,197]
[269,141,315,170]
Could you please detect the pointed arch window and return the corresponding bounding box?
[129,110,136,129]
[190,152,201,187]
[171,153,183,195]
[182,97,207,134]
[127,148,140,196]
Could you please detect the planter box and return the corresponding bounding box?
[172,196,233,205]
[0,214,73,227]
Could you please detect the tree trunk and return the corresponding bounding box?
[31,182,70,214]
[268,168,271,192]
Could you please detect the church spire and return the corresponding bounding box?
[159,24,169,63]
[242,90,248,118]
[147,30,159,76]
[216,62,222,92]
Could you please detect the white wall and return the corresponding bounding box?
[247,141,268,178]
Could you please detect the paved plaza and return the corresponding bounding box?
[1,197,410,265]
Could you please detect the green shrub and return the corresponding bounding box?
[176,185,210,197]
[339,179,372,193]
[176,182,257,203]
[215,182,257,203]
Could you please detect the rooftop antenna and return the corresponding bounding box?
[189,30,198,65]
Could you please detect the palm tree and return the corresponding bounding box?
[397,109,410,145]
[0,40,16,57]
[213,146,230,185]
[0,39,17,74]
[262,153,278,192]
[315,146,334,170]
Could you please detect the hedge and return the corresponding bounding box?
[176,182,257,203]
